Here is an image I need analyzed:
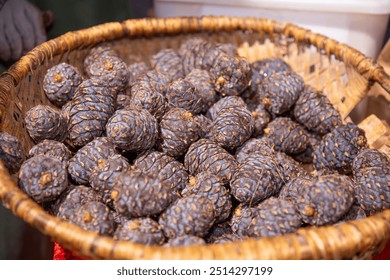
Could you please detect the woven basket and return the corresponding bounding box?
[0,16,389,260]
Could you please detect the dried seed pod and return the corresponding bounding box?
[212,233,243,244]
[43,63,83,107]
[338,205,367,223]
[65,78,116,147]
[115,94,132,110]
[185,69,219,112]
[106,108,158,153]
[292,133,320,164]
[130,70,169,120]
[206,96,246,121]
[166,79,203,114]
[113,218,165,245]
[84,46,117,74]
[194,114,212,139]
[184,139,238,184]
[296,174,355,226]
[210,54,252,96]
[182,171,232,223]
[202,43,234,70]
[159,195,216,238]
[230,153,283,204]
[151,49,184,81]
[0,132,26,174]
[90,154,131,207]
[293,87,342,134]
[127,61,149,87]
[29,140,72,164]
[235,138,274,163]
[18,155,68,203]
[178,37,205,57]
[247,197,301,238]
[112,171,177,217]
[158,108,201,158]
[250,57,292,94]
[278,176,314,202]
[87,55,129,91]
[181,39,214,74]
[264,118,310,155]
[55,185,101,220]
[313,123,368,174]
[274,152,308,183]
[260,71,304,115]
[209,106,254,151]
[134,150,189,192]
[250,103,271,136]
[68,137,117,185]
[206,221,233,243]
[25,105,67,143]
[352,149,390,214]
[69,201,115,236]
[165,235,206,247]
[230,204,260,237]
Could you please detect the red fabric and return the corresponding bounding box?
[53,242,390,260]
[53,242,87,260]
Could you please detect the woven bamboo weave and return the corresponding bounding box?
[0,16,389,259]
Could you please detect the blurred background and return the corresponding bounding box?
[0,0,389,259]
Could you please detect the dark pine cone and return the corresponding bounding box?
[209,106,254,151]
[106,108,158,153]
[278,176,313,202]
[28,140,72,164]
[84,45,117,74]
[194,114,212,139]
[25,105,66,143]
[246,197,301,238]
[43,63,82,107]
[293,87,342,135]
[210,54,252,96]
[150,48,184,81]
[134,150,189,192]
[292,132,321,164]
[235,137,274,163]
[158,108,201,158]
[55,185,101,220]
[182,171,232,223]
[18,155,68,203]
[185,69,219,113]
[130,70,170,120]
[165,235,206,247]
[206,96,246,121]
[69,201,115,236]
[230,204,259,237]
[0,132,26,174]
[112,171,177,218]
[250,57,292,94]
[87,55,129,91]
[159,195,216,239]
[166,79,203,114]
[274,152,308,184]
[260,71,304,115]
[180,38,213,74]
[264,117,310,155]
[113,218,165,245]
[115,94,132,110]
[64,78,116,147]
[352,149,390,214]
[296,174,355,226]
[127,62,149,87]
[90,154,130,207]
[206,221,232,243]
[250,103,271,136]
[313,123,367,174]
[184,139,238,184]
[230,153,283,205]
[68,137,117,185]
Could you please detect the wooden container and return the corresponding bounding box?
[0,16,389,259]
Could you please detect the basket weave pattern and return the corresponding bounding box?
[0,16,389,259]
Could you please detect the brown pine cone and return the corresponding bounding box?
[206,96,246,121]
[150,48,184,81]
[0,132,26,174]
[166,79,203,114]
[29,140,72,165]
[84,45,117,74]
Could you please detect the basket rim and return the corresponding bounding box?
[0,16,389,259]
